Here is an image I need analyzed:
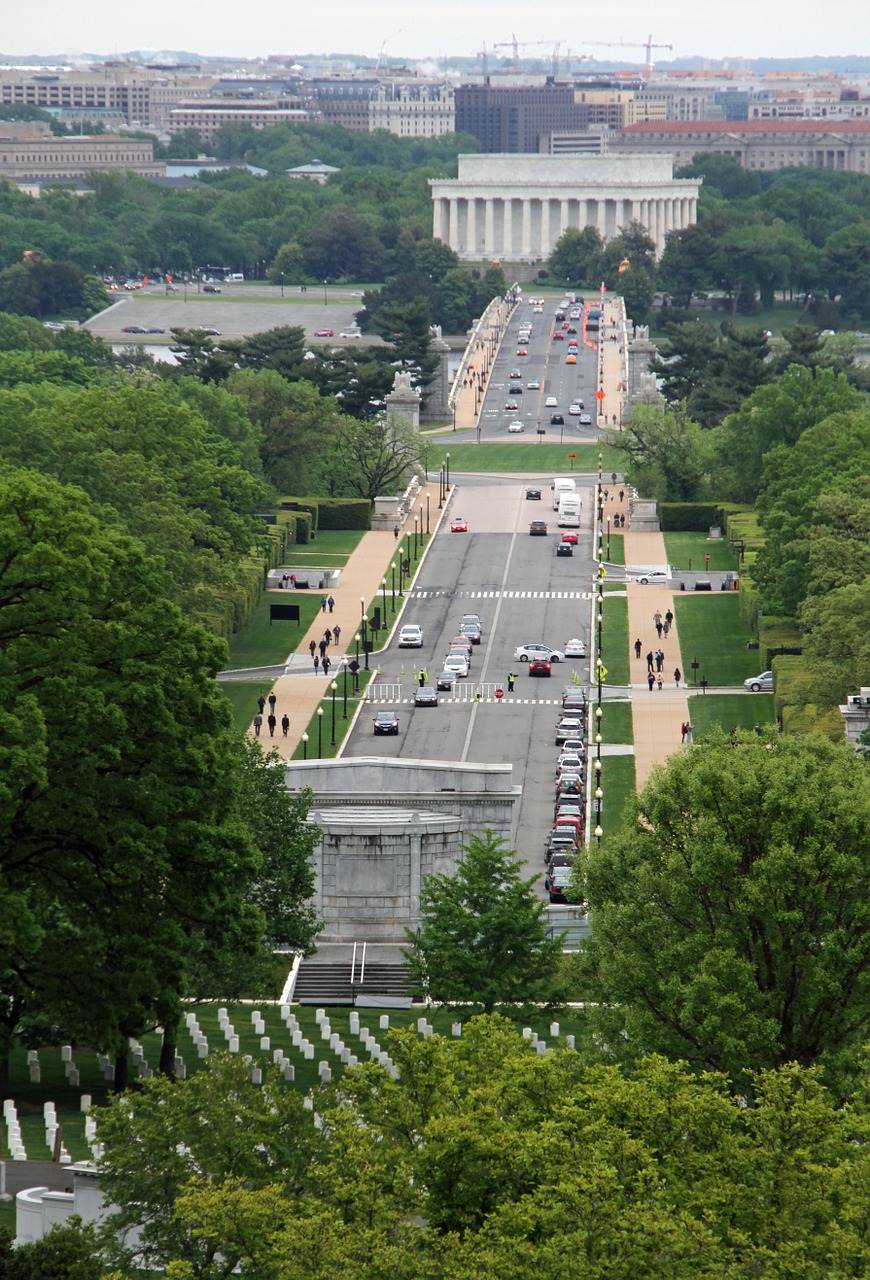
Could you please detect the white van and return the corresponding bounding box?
[551,477,577,510]
[226,272,244,283]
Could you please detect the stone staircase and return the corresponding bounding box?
[293,944,416,1007]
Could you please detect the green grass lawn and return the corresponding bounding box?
[664,532,740,573]
[601,699,633,744]
[601,594,630,685]
[435,443,624,474]
[687,692,776,737]
[288,670,374,760]
[289,529,365,565]
[674,595,762,687]
[604,532,625,566]
[227,593,323,669]
[600,754,637,836]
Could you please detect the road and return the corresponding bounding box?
[343,473,596,884]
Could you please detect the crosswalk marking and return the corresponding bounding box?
[409,589,586,600]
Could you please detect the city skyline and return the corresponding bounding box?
[4,0,870,67]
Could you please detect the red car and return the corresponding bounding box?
[561,530,579,544]
[528,658,552,677]
[313,328,334,337]
[516,347,528,356]
[553,331,565,340]
[450,517,468,533]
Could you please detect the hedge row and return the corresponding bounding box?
[759,616,803,669]
[773,656,843,739]
[278,497,372,532]
[659,502,752,532]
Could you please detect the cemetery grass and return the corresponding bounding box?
[602,699,633,744]
[432,443,623,474]
[602,594,630,685]
[222,680,277,733]
[287,529,365,566]
[674,595,762,687]
[687,692,776,737]
[663,532,741,574]
[227,592,323,669]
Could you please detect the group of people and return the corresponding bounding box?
[634,608,682,692]
[309,625,341,675]
[252,691,290,739]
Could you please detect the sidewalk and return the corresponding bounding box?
[248,482,443,758]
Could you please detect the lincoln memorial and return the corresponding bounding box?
[430,153,700,260]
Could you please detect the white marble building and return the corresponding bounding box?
[430,153,700,260]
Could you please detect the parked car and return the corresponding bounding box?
[528,658,552,677]
[744,671,774,693]
[564,638,587,657]
[529,520,548,536]
[515,643,564,663]
[525,487,542,500]
[556,717,584,744]
[546,866,572,903]
[313,328,334,337]
[414,685,438,707]
[450,517,468,532]
[373,710,399,735]
[398,624,423,647]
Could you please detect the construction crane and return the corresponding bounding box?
[491,35,523,73]
[581,34,673,77]
[375,22,412,74]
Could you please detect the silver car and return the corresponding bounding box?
[744,671,774,693]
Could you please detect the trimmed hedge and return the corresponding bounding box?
[773,656,843,739]
[759,616,803,669]
[316,498,371,531]
[659,502,752,533]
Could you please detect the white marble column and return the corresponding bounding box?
[596,200,606,238]
[484,199,495,256]
[466,198,477,257]
[503,199,514,257]
[521,199,532,258]
[433,198,444,243]
[561,198,570,236]
[448,198,459,252]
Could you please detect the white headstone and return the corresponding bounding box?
[260,1036,270,1051]
[80,1094,91,1113]
[550,1023,560,1038]
[229,1036,239,1053]
[379,1015,390,1030]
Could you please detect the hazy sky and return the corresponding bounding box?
[4,0,870,65]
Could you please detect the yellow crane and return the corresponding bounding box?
[581,34,673,77]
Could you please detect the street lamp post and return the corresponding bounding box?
[446,453,450,490]
[381,577,387,621]
[606,515,611,560]
[330,680,337,747]
[419,502,425,546]
[406,532,412,577]
[426,494,430,535]
[438,464,444,508]
[353,635,360,692]
[390,562,396,609]
[317,707,323,759]
[413,516,419,560]
[341,657,349,718]
[302,731,308,760]
[323,279,327,305]
[362,617,370,671]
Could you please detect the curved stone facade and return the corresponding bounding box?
[430,153,700,259]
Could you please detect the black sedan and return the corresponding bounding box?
[414,685,438,707]
[556,542,573,557]
[550,413,564,425]
[373,710,399,735]
[525,487,542,500]
[529,520,548,536]
[528,658,552,677]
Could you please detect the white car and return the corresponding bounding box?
[744,671,774,693]
[635,570,669,585]
[339,329,362,339]
[443,652,469,677]
[564,638,587,657]
[514,643,564,663]
[508,420,525,433]
[398,624,423,647]
[568,403,583,416]
[526,379,541,389]
[545,396,558,408]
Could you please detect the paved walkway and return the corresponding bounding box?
[248,482,443,757]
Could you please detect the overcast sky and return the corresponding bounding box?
[4,0,869,65]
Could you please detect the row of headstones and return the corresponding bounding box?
[41,1100,73,1164]
[313,1008,398,1081]
[2,1098,27,1161]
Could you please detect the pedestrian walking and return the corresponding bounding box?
[657,674,663,691]
[323,628,332,646]
[332,624,341,645]
[656,649,665,672]
[634,638,642,659]
[603,487,609,502]
[653,610,662,626]
[268,692,277,714]
[646,650,654,672]
[656,620,664,639]
[281,714,290,737]
[674,667,682,687]
[681,721,687,743]
[322,655,330,677]
[313,654,319,674]
[327,595,335,613]
[619,488,624,503]
[394,524,400,539]
[507,672,515,692]
[257,694,266,715]
[647,672,655,692]
[665,608,673,626]
[253,712,262,736]
[663,618,671,636]
[308,640,316,660]
[320,596,327,613]
[267,713,276,737]
[319,639,327,660]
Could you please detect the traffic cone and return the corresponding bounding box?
[401,664,405,675]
